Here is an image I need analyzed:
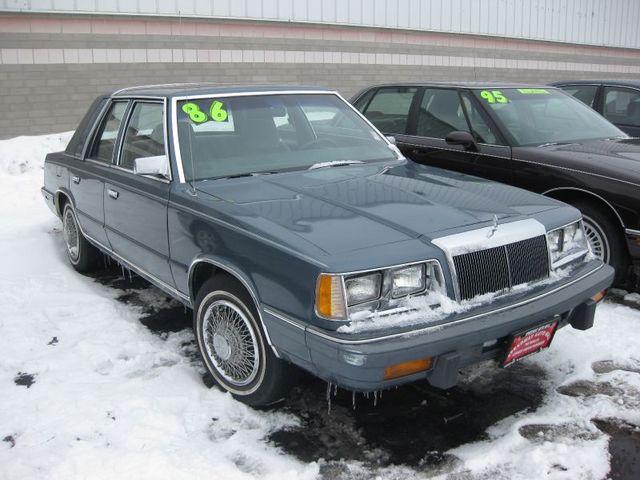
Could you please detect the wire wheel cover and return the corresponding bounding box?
[202,299,260,387]
[63,208,80,261]
[583,216,609,263]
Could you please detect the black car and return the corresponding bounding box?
[352,82,640,284]
[551,80,640,137]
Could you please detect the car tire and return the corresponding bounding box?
[570,199,628,285]
[194,275,295,407]
[62,203,101,273]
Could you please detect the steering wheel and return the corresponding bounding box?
[299,137,339,150]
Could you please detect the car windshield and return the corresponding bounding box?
[174,93,396,181]
[473,88,626,146]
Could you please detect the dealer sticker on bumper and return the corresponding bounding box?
[502,321,558,367]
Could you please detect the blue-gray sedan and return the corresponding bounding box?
[41,84,613,406]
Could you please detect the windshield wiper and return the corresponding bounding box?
[307,160,364,170]
[212,171,277,181]
[536,141,573,148]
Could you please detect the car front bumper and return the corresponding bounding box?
[265,261,614,392]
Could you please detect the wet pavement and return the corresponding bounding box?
[92,264,640,479]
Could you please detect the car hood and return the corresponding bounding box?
[513,137,640,183]
[194,161,563,255]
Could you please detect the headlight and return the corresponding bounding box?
[345,273,382,305]
[546,220,589,269]
[315,261,444,320]
[390,264,425,298]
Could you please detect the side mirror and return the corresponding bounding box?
[445,131,477,150]
[386,135,397,145]
[133,155,170,179]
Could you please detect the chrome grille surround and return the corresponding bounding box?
[432,218,550,301]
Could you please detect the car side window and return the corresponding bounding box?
[460,92,500,145]
[90,101,128,162]
[361,87,417,135]
[120,102,165,170]
[560,85,598,108]
[603,87,640,127]
[416,88,468,138]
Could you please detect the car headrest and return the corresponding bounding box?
[150,123,164,144]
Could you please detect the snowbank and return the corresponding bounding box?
[0,131,73,176]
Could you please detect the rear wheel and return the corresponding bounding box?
[569,199,628,285]
[194,275,295,406]
[62,203,101,273]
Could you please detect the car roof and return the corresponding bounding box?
[110,83,333,98]
[358,81,557,90]
[550,79,640,88]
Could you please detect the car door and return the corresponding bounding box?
[601,86,640,137]
[71,99,129,247]
[103,99,175,287]
[396,87,512,184]
[557,84,601,110]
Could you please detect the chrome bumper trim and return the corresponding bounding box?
[306,262,604,345]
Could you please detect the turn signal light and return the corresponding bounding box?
[591,290,606,303]
[383,357,433,380]
[316,274,347,320]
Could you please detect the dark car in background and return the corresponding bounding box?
[551,80,640,137]
[41,84,612,406]
[352,83,640,284]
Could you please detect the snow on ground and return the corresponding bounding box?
[0,132,639,480]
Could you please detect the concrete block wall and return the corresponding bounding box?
[1,13,639,138]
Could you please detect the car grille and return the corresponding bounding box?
[452,235,549,301]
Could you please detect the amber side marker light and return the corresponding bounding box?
[591,290,607,303]
[383,357,433,380]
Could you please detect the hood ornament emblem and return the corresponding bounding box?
[487,214,499,238]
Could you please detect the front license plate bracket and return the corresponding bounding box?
[502,319,559,367]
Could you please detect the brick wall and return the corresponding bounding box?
[1,13,639,138]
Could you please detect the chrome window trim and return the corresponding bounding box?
[400,138,513,159]
[80,98,112,161]
[170,90,396,183]
[306,262,605,345]
[113,98,172,182]
[83,98,131,164]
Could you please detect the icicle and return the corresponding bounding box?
[120,264,126,279]
[128,268,132,282]
[333,384,338,397]
[352,391,356,411]
[326,382,332,414]
[374,391,378,407]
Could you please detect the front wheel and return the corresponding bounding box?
[194,275,295,406]
[570,200,628,285]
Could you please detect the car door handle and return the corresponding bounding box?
[72,175,80,184]
[107,189,119,199]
